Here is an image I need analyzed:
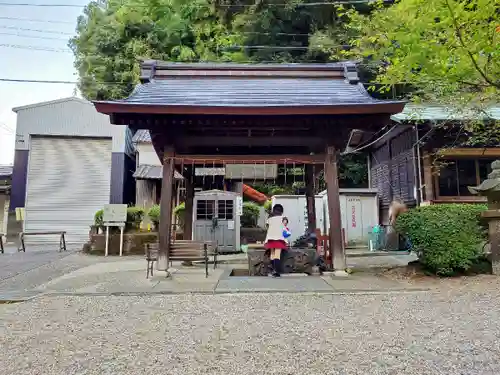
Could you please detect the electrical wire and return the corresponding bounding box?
[0,31,69,40]
[0,42,349,53]
[0,1,391,8]
[0,43,71,52]
[0,25,73,35]
[0,16,74,24]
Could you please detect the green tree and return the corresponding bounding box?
[346,0,499,112]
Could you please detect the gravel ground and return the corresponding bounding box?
[1,286,500,375]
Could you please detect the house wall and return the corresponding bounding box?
[136,143,161,166]
[10,98,135,210]
[370,126,417,223]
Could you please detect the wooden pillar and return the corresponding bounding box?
[184,169,194,240]
[158,145,175,272]
[422,151,435,201]
[324,146,347,274]
[304,164,317,233]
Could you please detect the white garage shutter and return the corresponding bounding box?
[24,137,112,245]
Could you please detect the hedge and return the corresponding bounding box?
[241,202,261,228]
[396,203,487,276]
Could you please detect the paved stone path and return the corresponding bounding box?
[1,287,500,375]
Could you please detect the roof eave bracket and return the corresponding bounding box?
[140,60,157,84]
[343,62,360,84]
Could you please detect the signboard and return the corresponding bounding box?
[195,167,226,176]
[225,164,278,180]
[103,204,127,257]
[236,196,243,216]
[103,204,127,223]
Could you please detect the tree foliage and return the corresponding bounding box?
[70,0,370,100]
[345,0,499,110]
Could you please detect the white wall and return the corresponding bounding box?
[136,143,161,166]
[322,190,379,245]
[14,98,128,153]
[272,189,380,246]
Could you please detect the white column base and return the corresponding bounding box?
[157,253,169,271]
[333,270,350,277]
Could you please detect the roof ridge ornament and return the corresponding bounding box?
[140,60,157,83]
[343,62,360,84]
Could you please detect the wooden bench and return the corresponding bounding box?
[18,231,67,252]
[145,240,218,278]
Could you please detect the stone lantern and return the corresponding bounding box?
[468,160,500,275]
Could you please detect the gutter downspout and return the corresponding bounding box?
[414,125,424,205]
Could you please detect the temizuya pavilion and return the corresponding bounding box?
[94,60,405,275]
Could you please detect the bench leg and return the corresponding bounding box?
[204,245,208,278]
[61,233,67,251]
[146,260,155,278]
[18,234,25,252]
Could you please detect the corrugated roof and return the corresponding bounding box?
[392,104,500,122]
[0,165,13,178]
[132,129,151,143]
[99,79,401,107]
[12,97,91,113]
[133,164,183,180]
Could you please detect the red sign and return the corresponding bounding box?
[351,205,356,228]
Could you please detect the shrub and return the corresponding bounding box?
[94,209,104,227]
[241,202,261,228]
[126,206,145,225]
[174,202,185,217]
[396,204,487,276]
[263,199,272,214]
[148,205,160,226]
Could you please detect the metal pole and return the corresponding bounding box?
[105,225,109,257]
[119,226,124,256]
[414,125,424,204]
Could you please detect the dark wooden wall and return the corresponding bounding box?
[370,127,418,222]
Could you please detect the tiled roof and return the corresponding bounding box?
[132,129,151,143]
[101,78,400,107]
[95,61,404,109]
[392,104,500,122]
[0,165,13,178]
[133,164,183,180]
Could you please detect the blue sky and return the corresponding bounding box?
[0,2,86,165]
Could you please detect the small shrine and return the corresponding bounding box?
[469,159,500,274]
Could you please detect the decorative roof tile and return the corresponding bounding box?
[0,165,13,178]
[95,61,404,110]
[133,164,183,180]
[132,129,151,143]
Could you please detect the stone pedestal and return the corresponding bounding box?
[481,210,500,275]
[469,160,500,275]
[247,248,316,276]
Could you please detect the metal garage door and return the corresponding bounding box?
[24,136,112,245]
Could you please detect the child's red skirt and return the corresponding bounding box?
[264,240,288,249]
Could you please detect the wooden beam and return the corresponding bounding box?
[170,154,325,164]
[158,145,175,274]
[305,165,317,232]
[422,151,435,201]
[94,102,406,116]
[183,168,194,241]
[176,136,325,148]
[324,146,346,272]
[437,148,500,157]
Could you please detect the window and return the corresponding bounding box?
[437,158,496,197]
[196,200,215,220]
[217,200,234,220]
[457,160,476,196]
[478,159,496,181]
[438,161,459,196]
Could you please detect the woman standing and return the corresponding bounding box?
[264,204,288,277]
